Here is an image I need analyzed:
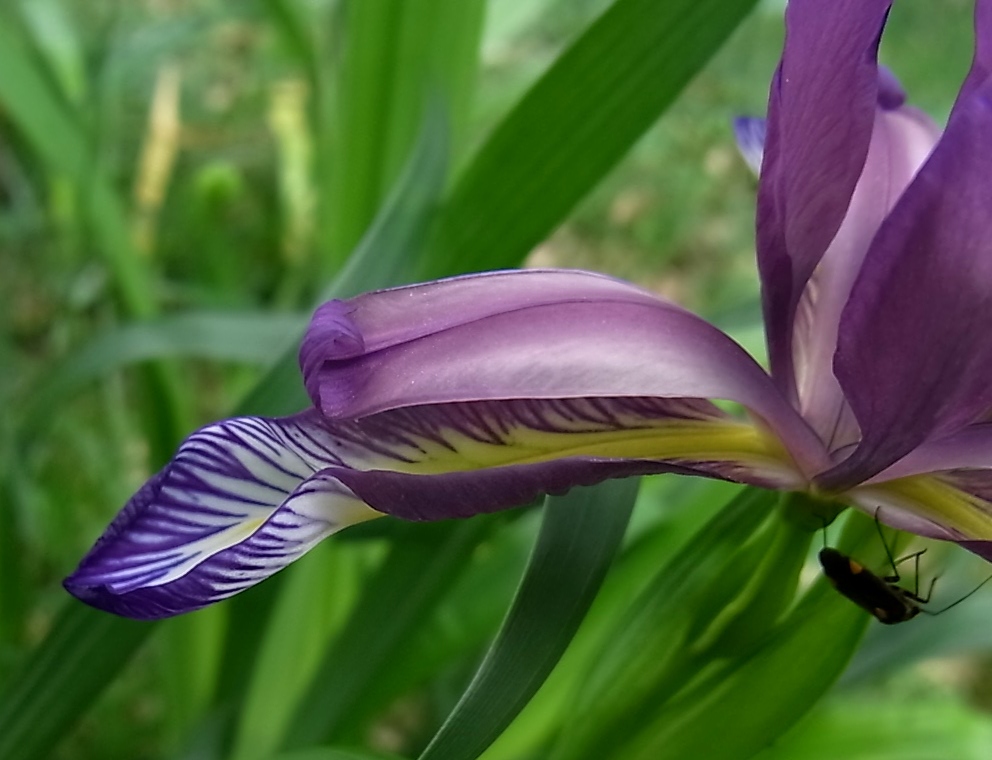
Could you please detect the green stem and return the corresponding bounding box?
[692,493,823,657]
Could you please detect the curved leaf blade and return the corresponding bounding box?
[418,478,640,760]
[425,0,760,277]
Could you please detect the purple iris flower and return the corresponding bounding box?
[66,0,992,619]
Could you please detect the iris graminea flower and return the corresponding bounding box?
[67,0,992,618]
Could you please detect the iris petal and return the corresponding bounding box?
[327,397,807,517]
[825,75,992,490]
[756,0,892,396]
[65,395,806,617]
[792,100,939,452]
[732,116,766,174]
[850,474,992,546]
[64,413,382,618]
[847,423,992,553]
[302,270,828,475]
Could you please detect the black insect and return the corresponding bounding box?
[819,513,991,624]
[818,545,931,624]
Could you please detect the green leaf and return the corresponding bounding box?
[479,480,743,760]
[19,312,307,436]
[587,511,879,760]
[228,543,365,760]
[0,605,154,760]
[755,693,992,760]
[270,749,405,760]
[319,0,485,268]
[261,0,320,84]
[418,478,640,760]
[613,578,868,760]
[425,0,761,277]
[551,487,781,760]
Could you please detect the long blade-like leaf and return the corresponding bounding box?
[0,15,151,318]
[418,479,639,760]
[320,0,484,269]
[19,312,307,436]
[283,517,500,747]
[425,0,759,277]
[0,606,153,760]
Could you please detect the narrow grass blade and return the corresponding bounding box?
[261,0,319,84]
[418,479,639,760]
[229,543,364,760]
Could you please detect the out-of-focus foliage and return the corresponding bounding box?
[1,0,991,759]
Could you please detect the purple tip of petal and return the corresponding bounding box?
[63,413,373,619]
[63,470,223,619]
[63,472,186,618]
[876,66,907,110]
[732,116,766,174]
[64,561,210,619]
[300,300,365,409]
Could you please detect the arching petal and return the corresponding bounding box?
[301,270,828,476]
[66,397,805,618]
[848,473,992,561]
[823,76,992,491]
[846,422,992,560]
[756,0,892,396]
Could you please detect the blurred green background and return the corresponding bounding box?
[3,0,992,758]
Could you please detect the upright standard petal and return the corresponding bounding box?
[301,270,829,476]
[756,0,891,397]
[791,95,939,452]
[824,73,992,490]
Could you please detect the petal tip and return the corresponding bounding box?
[63,574,192,620]
[300,300,366,408]
[733,116,766,175]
